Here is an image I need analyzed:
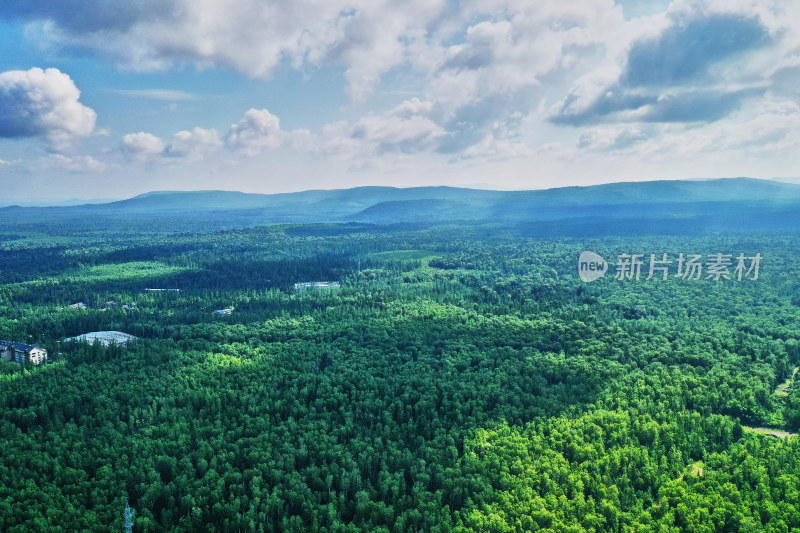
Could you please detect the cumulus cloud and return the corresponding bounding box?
[548,3,783,126]
[0,67,96,149]
[119,109,295,164]
[187,99,449,161]
[622,14,768,87]
[19,0,786,160]
[225,109,284,155]
[2,0,447,100]
[429,1,623,107]
[121,132,166,161]
[416,0,628,153]
[326,0,448,100]
[165,127,222,160]
[349,99,445,155]
[121,128,223,163]
[30,0,797,173]
[553,95,800,169]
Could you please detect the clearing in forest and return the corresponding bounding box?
[743,426,798,439]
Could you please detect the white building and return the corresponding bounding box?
[65,331,138,347]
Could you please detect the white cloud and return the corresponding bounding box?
[540,95,800,175]
[286,129,314,152]
[0,67,96,150]
[349,98,445,155]
[9,0,448,100]
[121,132,166,161]
[548,1,796,126]
[316,121,362,157]
[578,125,650,151]
[403,0,628,154]
[48,154,107,172]
[428,1,624,108]
[225,108,284,155]
[648,99,800,158]
[328,0,448,100]
[120,109,297,163]
[18,0,793,161]
[29,0,799,187]
[124,100,449,168]
[165,127,222,161]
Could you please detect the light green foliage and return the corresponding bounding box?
[0,222,799,531]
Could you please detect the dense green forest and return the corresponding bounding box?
[1,215,799,532]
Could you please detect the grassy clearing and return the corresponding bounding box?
[743,426,798,439]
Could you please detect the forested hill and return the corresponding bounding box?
[3,177,800,233]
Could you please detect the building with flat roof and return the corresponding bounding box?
[65,331,138,347]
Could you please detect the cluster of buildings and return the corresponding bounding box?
[69,301,137,312]
[3,280,341,367]
[0,340,48,366]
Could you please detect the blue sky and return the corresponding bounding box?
[1,0,799,203]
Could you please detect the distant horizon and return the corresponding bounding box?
[4,175,800,209]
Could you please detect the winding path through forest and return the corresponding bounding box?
[741,367,800,439]
[775,366,799,395]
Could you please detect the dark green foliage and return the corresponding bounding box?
[1,216,799,532]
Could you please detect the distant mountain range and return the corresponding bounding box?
[4,178,800,234]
